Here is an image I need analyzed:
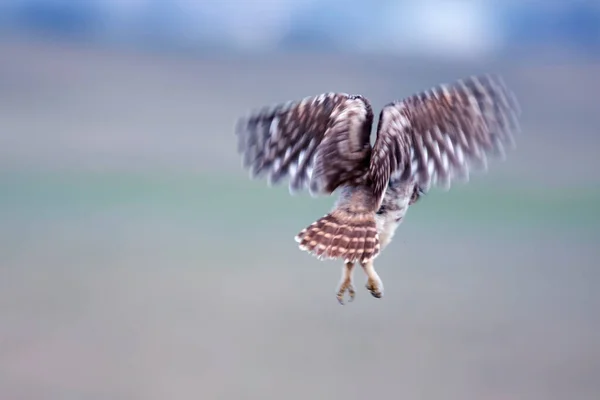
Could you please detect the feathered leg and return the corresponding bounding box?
[361,259,384,299]
[336,261,356,305]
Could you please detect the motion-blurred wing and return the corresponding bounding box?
[368,74,521,203]
[236,93,374,196]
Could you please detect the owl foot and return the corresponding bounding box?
[361,260,384,299]
[365,276,384,299]
[336,279,356,305]
[336,261,356,305]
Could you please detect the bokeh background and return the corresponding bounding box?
[1,1,599,399]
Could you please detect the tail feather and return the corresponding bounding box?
[294,209,380,263]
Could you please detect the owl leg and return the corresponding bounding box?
[361,259,384,299]
[336,261,356,305]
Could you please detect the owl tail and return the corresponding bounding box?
[294,209,380,263]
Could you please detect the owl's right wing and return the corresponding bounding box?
[368,74,521,206]
[235,93,374,196]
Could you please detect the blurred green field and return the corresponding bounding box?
[1,40,599,400]
[2,170,600,234]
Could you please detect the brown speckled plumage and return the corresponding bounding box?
[235,74,521,304]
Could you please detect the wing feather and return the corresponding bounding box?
[235,93,374,196]
[369,74,521,204]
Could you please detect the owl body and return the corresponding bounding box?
[375,177,418,250]
[235,74,521,303]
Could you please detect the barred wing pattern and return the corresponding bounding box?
[369,74,521,203]
[235,93,374,196]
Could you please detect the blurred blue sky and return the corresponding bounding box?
[1,0,599,56]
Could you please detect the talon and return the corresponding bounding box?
[365,278,384,299]
[347,284,356,302]
[336,281,355,305]
[360,260,384,300]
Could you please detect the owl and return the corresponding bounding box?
[234,74,521,304]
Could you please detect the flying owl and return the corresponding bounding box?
[234,74,521,304]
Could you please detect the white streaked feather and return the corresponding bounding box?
[426,157,435,177]
[430,133,441,161]
[444,133,455,156]
[306,164,314,180]
[269,116,280,140]
[455,144,465,166]
[421,145,429,166]
[390,159,404,179]
[297,149,307,166]
[283,146,292,162]
[441,151,449,173]
[493,136,506,161]
[431,169,438,186]
[410,159,419,176]
[272,157,281,173]
[288,162,298,178]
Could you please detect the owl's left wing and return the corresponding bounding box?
[368,74,521,205]
[235,93,374,196]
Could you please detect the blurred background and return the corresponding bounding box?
[1,1,599,399]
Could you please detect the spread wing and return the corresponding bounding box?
[368,74,521,204]
[235,93,374,196]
